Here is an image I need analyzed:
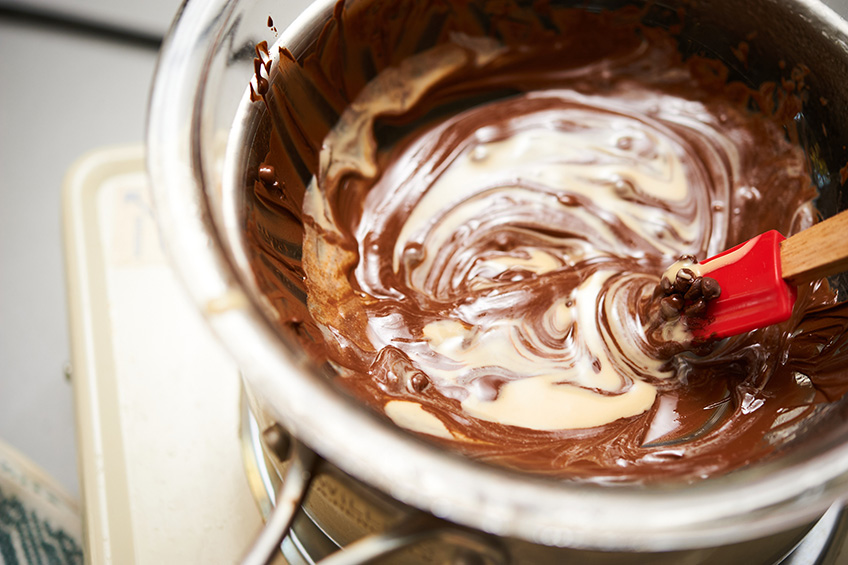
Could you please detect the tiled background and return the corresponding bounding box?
[2,0,848,502]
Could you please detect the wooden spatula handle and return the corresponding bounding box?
[781,209,848,286]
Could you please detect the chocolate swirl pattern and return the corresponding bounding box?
[249,12,848,481]
[323,86,741,432]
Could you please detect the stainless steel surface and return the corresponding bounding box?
[316,514,509,565]
[240,393,509,565]
[149,0,848,560]
[241,436,317,565]
[781,504,848,564]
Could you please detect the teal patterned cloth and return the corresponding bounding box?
[0,443,83,565]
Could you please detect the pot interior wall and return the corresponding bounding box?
[231,0,848,488]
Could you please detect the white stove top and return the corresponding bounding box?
[63,146,264,564]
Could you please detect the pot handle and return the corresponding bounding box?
[240,435,317,565]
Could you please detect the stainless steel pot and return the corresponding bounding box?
[147,0,848,562]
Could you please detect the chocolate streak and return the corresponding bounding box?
[245,1,848,482]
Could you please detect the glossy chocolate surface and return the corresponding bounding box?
[245,2,848,482]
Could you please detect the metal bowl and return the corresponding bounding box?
[148,0,848,561]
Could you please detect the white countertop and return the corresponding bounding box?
[62,145,264,564]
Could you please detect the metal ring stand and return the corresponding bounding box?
[239,391,509,565]
[317,512,508,565]
[241,435,317,565]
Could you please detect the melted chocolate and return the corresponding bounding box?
[244,1,848,482]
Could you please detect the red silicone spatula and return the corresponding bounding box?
[684,209,848,339]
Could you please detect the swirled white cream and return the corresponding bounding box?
[417,272,660,430]
[303,43,735,435]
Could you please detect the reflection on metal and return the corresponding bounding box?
[780,503,848,565]
[240,392,278,521]
[318,513,508,565]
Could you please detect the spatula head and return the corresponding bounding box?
[692,230,796,339]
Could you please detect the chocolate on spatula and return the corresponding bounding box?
[669,209,848,339]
